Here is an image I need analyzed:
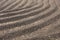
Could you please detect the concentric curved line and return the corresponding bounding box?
[0,0,56,30]
[0,0,23,12]
[5,0,27,10]
[0,0,36,12]
[0,2,43,17]
[0,0,60,40]
[1,0,23,11]
[7,0,32,10]
[2,9,60,36]
[0,0,44,23]
[0,0,43,17]
[0,0,43,13]
[0,0,17,11]
[0,0,57,30]
[0,3,43,20]
[2,0,39,14]
[0,0,47,22]
[0,14,60,40]
[0,4,48,23]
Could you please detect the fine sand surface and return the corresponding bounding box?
[0,0,60,40]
